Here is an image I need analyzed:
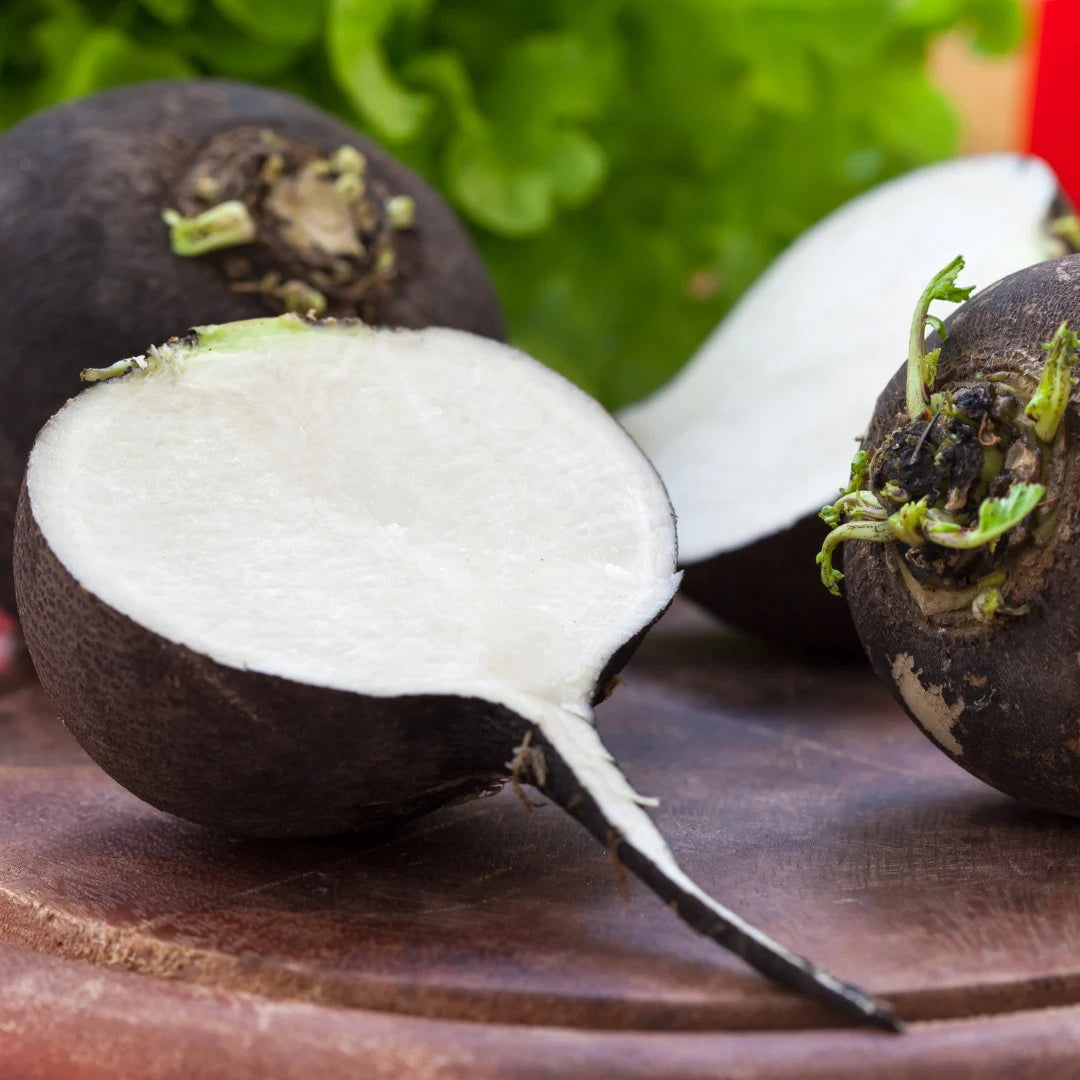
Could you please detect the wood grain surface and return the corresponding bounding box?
[4,599,1080,1076]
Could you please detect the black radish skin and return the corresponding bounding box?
[844,256,1080,815]
[0,79,504,611]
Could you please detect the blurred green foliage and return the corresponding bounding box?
[0,0,1023,407]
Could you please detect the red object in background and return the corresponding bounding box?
[1029,0,1080,206]
[0,611,14,676]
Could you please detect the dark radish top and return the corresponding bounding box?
[165,128,423,321]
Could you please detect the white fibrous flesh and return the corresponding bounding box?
[618,153,1063,564]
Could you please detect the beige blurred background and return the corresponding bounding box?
[930,0,1037,152]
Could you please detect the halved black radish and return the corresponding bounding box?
[14,316,898,1030]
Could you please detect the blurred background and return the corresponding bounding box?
[0,0,1069,667]
[0,0,1061,410]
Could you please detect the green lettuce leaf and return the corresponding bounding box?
[211,0,324,46]
[328,0,432,142]
[0,0,1025,408]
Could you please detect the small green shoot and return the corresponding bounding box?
[929,390,950,416]
[924,482,1045,550]
[820,490,884,528]
[1025,320,1080,443]
[81,342,187,383]
[334,171,367,203]
[817,519,895,596]
[81,358,141,383]
[331,144,366,177]
[279,280,328,316]
[1050,214,1080,253]
[971,585,1029,623]
[844,451,871,494]
[819,450,880,526]
[888,498,928,547]
[385,195,417,230]
[163,201,257,256]
[906,256,975,421]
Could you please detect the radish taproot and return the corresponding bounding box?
[0,79,503,612]
[618,155,1073,656]
[820,254,1080,816]
[14,316,898,1030]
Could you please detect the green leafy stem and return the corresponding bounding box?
[905,255,974,420]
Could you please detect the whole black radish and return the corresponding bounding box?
[821,254,1080,816]
[0,78,503,611]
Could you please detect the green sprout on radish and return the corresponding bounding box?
[1025,320,1080,442]
[905,255,975,421]
[817,255,1063,615]
[162,200,258,257]
[921,483,1045,550]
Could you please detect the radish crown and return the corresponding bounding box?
[817,257,1062,617]
[162,131,420,322]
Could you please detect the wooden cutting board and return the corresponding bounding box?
[5,599,1080,1078]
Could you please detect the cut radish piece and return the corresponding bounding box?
[15,316,897,1029]
[619,154,1069,655]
